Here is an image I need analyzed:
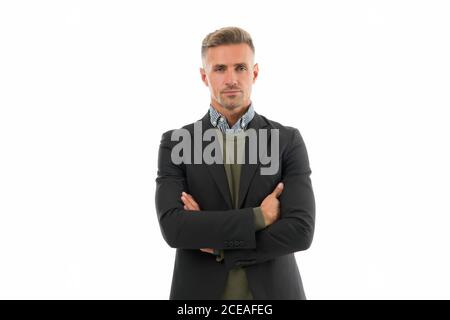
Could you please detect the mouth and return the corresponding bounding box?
[223,90,241,95]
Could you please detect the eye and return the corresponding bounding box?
[237,66,247,71]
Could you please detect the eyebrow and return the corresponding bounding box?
[213,63,248,68]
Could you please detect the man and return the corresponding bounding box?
[155,26,315,300]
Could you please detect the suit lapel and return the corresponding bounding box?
[198,110,271,209]
[200,112,233,209]
[237,112,271,209]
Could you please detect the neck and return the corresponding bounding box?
[211,100,251,127]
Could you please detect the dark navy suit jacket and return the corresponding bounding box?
[155,111,315,299]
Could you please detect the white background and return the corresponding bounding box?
[1,0,449,299]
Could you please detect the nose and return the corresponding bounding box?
[224,69,238,87]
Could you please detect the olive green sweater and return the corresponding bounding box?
[213,129,266,300]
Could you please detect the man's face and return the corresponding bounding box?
[200,43,258,111]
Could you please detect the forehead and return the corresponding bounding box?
[205,43,254,65]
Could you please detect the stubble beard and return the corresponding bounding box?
[218,93,244,111]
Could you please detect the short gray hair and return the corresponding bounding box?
[201,26,255,63]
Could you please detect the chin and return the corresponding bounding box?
[222,99,244,110]
[223,103,242,111]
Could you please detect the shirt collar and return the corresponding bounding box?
[209,102,255,133]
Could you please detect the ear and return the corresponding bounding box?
[200,67,209,87]
[252,63,259,83]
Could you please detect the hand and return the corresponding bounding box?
[260,182,284,226]
[181,192,214,255]
[181,192,200,211]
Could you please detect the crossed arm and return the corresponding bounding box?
[181,185,283,255]
[155,128,315,270]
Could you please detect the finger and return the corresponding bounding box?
[181,192,194,206]
[183,200,196,211]
[191,202,200,210]
[180,195,189,205]
[182,200,190,210]
[200,248,214,254]
[271,182,284,198]
[181,195,195,210]
[184,196,197,210]
[182,192,200,210]
[181,192,194,205]
[184,192,200,209]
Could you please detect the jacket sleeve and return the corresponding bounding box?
[222,128,316,270]
[214,207,266,262]
[155,130,258,250]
